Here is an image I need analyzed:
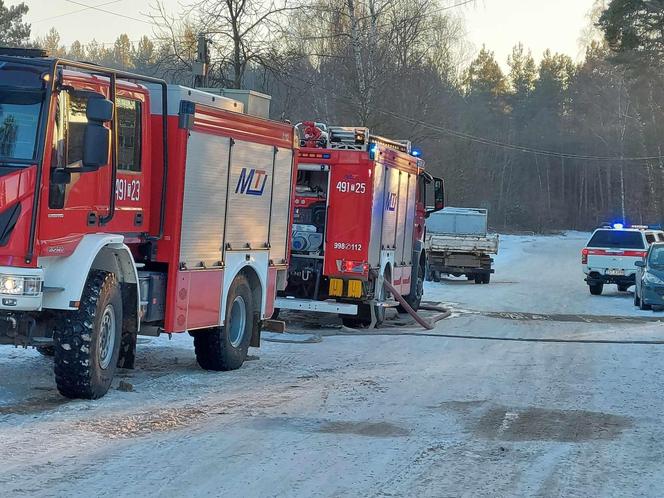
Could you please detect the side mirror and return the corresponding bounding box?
[86,97,113,122]
[50,168,72,185]
[434,178,445,210]
[635,260,645,268]
[426,176,445,217]
[82,123,111,169]
[82,97,113,170]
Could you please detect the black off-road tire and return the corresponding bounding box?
[193,274,253,371]
[53,271,123,400]
[342,274,387,328]
[474,275,483,284]
[342,302,385,328]
[341,313,365,329]
[466,275,473,281]
[432,271,441,283]
[482,273,491,284]
[617,284,629,292]
[589,283,603,295]
[341,310,371,329]
[399,264,424,313]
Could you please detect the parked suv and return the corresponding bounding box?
[582,225,664,295]
[634,242,664,311]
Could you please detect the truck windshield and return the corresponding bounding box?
[0,63,47,164]
[587,230,645,249]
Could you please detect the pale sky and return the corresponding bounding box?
[21,0,597,66]
[461,0,596,65]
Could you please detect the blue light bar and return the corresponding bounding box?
[411,148,422,157]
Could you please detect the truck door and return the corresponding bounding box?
[111,95,149,237]
[43,90,149,249]
[414,174,427,243]
[42,88,109,247]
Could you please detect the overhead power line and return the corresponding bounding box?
[281,71,664,163]
[437,0,476,12]
[33,0,122,23]
[374,110,664,162]
[64,0,156,25]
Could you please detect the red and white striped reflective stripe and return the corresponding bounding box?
[584,248,647,257]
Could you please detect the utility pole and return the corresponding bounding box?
[193,33,210,88]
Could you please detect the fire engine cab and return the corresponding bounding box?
[0,48,297,399]
[275,122,444,327]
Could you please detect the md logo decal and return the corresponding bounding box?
[386,192,397,211]
[236,168,268,196]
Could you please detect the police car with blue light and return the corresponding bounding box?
[581,223,664,295]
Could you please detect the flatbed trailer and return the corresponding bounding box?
[426,208,498,284]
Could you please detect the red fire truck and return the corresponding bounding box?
[0,48,297,399]
[275,122,444,327]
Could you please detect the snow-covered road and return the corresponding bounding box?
[1,234,664,497]
[427,231,658,317]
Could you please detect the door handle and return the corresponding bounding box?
[87,212,97,226]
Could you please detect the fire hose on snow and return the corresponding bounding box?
[381,276,451,331]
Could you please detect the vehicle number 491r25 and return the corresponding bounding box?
[336,181,366,194]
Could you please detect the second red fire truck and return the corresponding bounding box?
[275,122,444,327]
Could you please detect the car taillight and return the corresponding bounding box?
[624,250,647,258]
[581,248,589,264]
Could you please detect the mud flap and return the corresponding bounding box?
[250,311,261,347]
[117,330,137,369]
[118,283,137,369]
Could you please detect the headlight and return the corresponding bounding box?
[644,272,664,285]
[0,275,41,296]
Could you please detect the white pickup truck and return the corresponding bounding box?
[582,225,664,295]
[425,207,499,284]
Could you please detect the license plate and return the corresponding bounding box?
[606,269,624,276]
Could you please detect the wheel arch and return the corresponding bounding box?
[92,243,140,334]
[235,266,263,347]
[221,252,268,348]
[40,235,140,332]
[237,266,263,316]
[382,261,392,281]
[418,246,426,271]
[402,244,425,296]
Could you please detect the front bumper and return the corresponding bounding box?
[641,284,664,306]
[0,267,44,311]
